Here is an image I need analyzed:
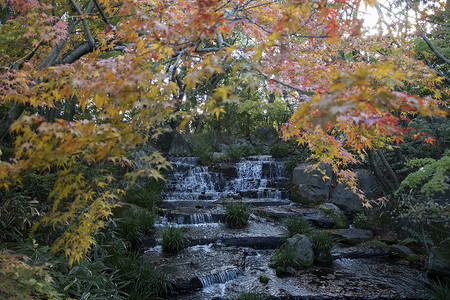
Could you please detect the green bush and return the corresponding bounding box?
[189,132,220,165]
[259,274,269,284]
[161,226,188,254]
[284,216,312,238]
[270,246,304,269]
[226,144,252,161]
[225,202,251,229]
[116,251,171,299]
[116,208,156,246]
[269,143,290,158]
[309,230,336,253]
[354,212,371,230]
[123,179,165,211]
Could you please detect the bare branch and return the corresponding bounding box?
[93,0,111,26]
[418,24,450,66]
[69,0,96,49]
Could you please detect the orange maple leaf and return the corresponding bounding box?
[424,136,436,145]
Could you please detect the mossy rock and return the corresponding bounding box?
[289,187,318,206]
[331,228,373,245]
[407,254,420,262]
[428,237,450,278]
[368,240,389,248]
[319,203,348,229]
[259,274,269,284]
[388,244,412,259]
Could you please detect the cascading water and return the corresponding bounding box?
[162,155,289,205]
[198,268,244,288]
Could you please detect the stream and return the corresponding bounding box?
[143,156,430,299]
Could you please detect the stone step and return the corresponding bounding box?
[160,198,292,209]
[145,220,287,250]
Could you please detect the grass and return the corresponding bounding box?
[123,179,165,211]
[116,208,156,246]
[427,279,450,300]
[225,202,251,229]
[284,215,312,238]
[309,230,336,253]
[161,226,188,254]
[226,144,252,161]
[270,245,304,269]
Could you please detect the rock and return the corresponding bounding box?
[156,125,174,153]
[168,131,192,155]
[332,169,378,212]
[131,144,158,169]
[259,274,269,284]
[291,163,332,204]
[285,266,296,275]
[428,237,450,278]
[332,228,373,245]
[388,244,412,259]
[250,126,279,147]
[315,249,333,263]
[156,125,192,155]
[303,211,335,229]
[319,203,348,229]
[271,234,314,270]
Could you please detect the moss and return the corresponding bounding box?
[319,204,348,229]
[368,240,389,248]
[259,274,269,284]
[289,187,317,206]
[407,254,420,262]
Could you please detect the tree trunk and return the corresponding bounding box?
[0,104,26,140]
[376,148,400,190]
[367,149,394,193]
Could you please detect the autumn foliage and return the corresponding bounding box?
[0,0,447,265]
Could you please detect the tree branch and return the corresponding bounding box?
[69,0,96,49]
[59,42,92,64]
[418,24,450,66]
[93,0,111,26]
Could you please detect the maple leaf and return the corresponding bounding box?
[424,136,436,145]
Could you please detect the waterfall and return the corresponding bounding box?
[198,269,244,288]
[162,156,289,204]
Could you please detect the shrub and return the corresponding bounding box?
[354,212,371,230]
[117,251,171,299]
[309,230,336,253]
[123,179,165,211]
[259,274,269,284]
[189,132,220,165]
[427,279,450,300]
[225,202,251,229]
[284,216,312,238]
[269,143,290,158]
[226,144,252,161]
[254,145,267,155]
[161,226,188,254]
[270,246,303,269]
[116,208,156,246]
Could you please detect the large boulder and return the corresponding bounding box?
[332,169,378,212]
[428,237,450,278]
[250,126,279,147]
[291,163,332,204]
[331,228,373,245]
[156,125,192,155]
[319,203,348,229]
[388,244,412,259]
[270,234,314,271]
[168,131,192,155]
